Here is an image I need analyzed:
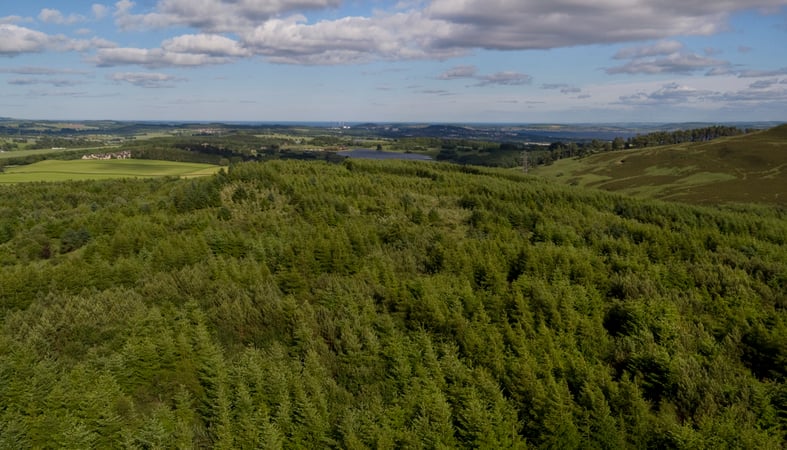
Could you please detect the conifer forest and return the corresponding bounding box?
[0,159,785,448]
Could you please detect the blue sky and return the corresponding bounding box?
[1,0,786,122]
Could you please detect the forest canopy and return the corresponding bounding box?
[0,159,785,448]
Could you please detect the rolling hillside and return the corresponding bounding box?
[533,124,787,205]
[0,159,785,447]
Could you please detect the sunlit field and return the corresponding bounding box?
[0,159,220,183]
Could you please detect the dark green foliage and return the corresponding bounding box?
[0,159,785,447]
[60,228,91,253]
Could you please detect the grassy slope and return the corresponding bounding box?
[532,124,787,205]
[0,159,220,182]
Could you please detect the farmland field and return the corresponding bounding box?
[0,159,221,183]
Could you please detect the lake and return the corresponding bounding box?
[338,149,433,161]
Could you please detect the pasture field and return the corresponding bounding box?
[0,159,220,183]
[533,124,787,205]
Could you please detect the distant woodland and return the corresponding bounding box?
[0,159,785,447]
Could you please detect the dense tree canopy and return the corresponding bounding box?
[0,159,785,448]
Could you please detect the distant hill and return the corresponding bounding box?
[532,124,787,205]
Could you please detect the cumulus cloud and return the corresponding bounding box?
[239,12,463,65]
[423,0,787,51]
[606,41,730,75]
[114,0,342,32]
[93,4,109,20]
[0,24,58,55]
[96,47,237,67]
[109,71,185,88]
[94,34,245,67]
[161,34,250,57]
[617,80,787,108]
[0,23,115,56]
[7,0,787,68]
[100,0,787,65]
[618,83,716,105]
[39,8,86,25]
[66,36,118,52]
[0,16,26,24]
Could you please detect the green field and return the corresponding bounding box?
[0,159,220,182]
[533,124,787,205]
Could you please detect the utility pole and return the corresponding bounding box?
[521,150,529,174]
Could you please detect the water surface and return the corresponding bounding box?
[338,149,432,161]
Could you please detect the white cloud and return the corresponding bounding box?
[1,16,28,25]
[109,71,185,88]
[606,41,730,75]
[30,0,771,67]
[5,0,787,73]
[0,23,116,57]
[93,4,109,20]
[240,12,463,65]
[162,34,250,57]
[66,37,118,52]
[427,0,734,50]
[614,77,787,109]
[39,8,86,25]
[0,24,56,55]
[618,82,716,105]
[114,0,342,32]
[95,46,237,67]
[94,34,245,68]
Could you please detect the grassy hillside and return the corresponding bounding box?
[0,160,785,448]
[0,159,221,183]
[532,124,787,205]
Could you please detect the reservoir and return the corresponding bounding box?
[338,149,432,161]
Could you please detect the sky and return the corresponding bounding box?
[1,1,786,123]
